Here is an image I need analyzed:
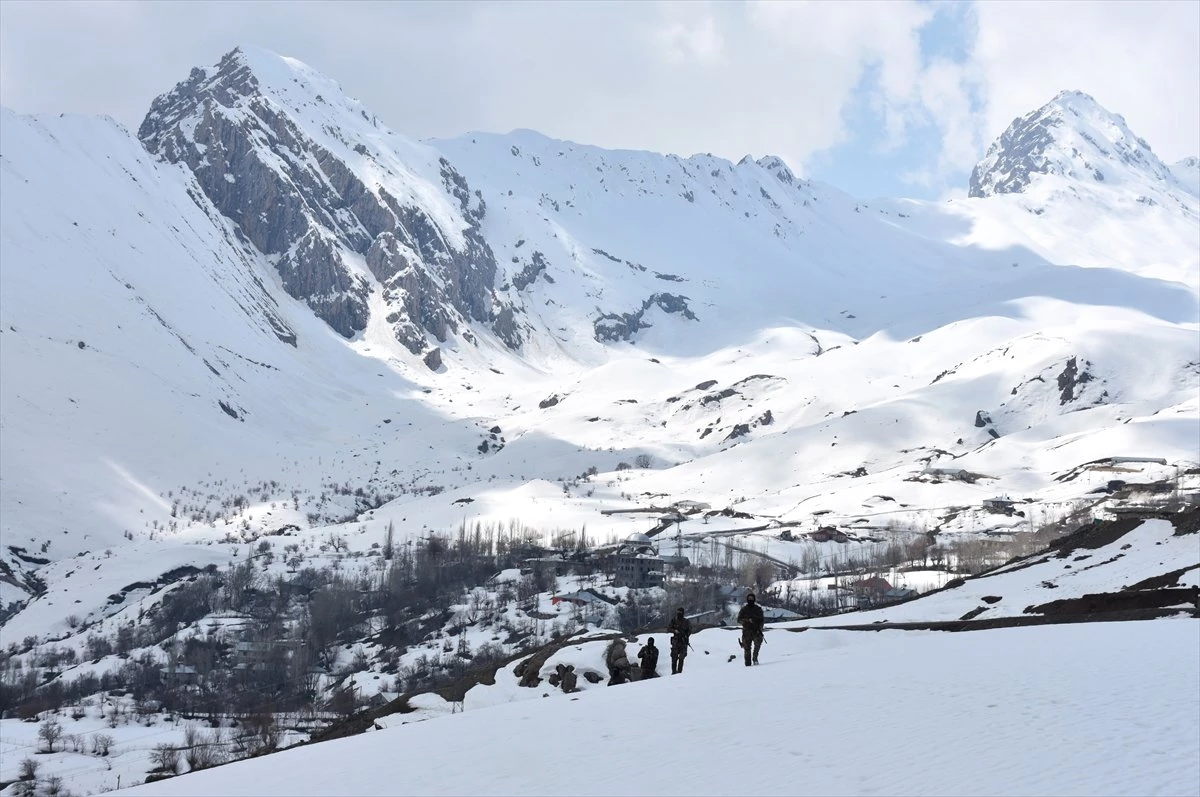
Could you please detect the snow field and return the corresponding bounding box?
[115,619,1200,797]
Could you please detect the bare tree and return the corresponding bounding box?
[14,758,38,797]
[184,726,224,771]
[327,684,357,718]
[151,743,181,774]
[38,717,63,752]
[90,732,114,756]
[383,521,395,560]
[245,708,280,754]
[226,557,258,611]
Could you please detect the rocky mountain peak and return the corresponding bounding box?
[968,90,1171,198]
[1170,156,1200,196]
[139,47,519,357]
[754,155,799,186]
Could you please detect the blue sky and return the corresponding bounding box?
[807,67,968,200]
[808,2,984,199]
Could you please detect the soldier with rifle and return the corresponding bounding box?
[667,607,692,674]
[737,592,764,666]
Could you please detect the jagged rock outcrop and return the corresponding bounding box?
[1056,356,1094,405]
[138,47,519,354]
[593,293,698,343]
[969,90,1172,198]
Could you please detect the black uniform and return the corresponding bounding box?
[737,594,764,666]
[637,639,660,678]
[668,609,692,674]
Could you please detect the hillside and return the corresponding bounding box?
[111,621,1200,797]
[108,513,1199,797]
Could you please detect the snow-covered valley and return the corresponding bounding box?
[1,46,1197,796]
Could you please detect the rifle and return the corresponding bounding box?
[737,620,766,643]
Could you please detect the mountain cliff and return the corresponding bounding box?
[968,90,1178,198]
[139,47,517,355]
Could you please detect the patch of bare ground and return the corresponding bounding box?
[786,606,1198,635]
[1047,516,1147,557]
[1171,508,1200,535]
[1124,564,1200,591]
[1026,587,1199,616]
[790,507,1200,634]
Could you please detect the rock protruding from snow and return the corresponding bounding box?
[968,90,1172,198]
[139,47,517,354]
[593,293,698,343]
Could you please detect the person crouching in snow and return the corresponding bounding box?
[637,638,660,678]
[606,638,633,685]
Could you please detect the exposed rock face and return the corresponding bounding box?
[969,90,1171,198]
[138,48,518,354]
[512,251,550,291]
[1056,356,1094,404]
[593,293,698,342]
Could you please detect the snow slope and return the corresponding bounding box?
[1171,156,1200,197]
[0,105,494,609]
[799,516,1199,625]
[283,515,1200,735]
[962,90,1198,285]
[115,618,1200,797]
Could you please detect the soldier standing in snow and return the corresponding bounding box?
[668,607,692,674]
[637,638,660,678]
[737,592,764,666]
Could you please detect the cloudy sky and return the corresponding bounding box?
[1,0,1196,199]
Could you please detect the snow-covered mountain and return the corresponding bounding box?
[2,45,1197,608]
[138,48,515,356]
[970,90,1175,197]
[1,47,1197,795]
[1172,155,1200,196]
[0,98,485,604]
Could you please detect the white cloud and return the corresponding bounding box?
[0,1,941,177]
[915,56,987,179]
[0,0,1194,198]
[970,0,1200,162]
[655,10,724,65]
